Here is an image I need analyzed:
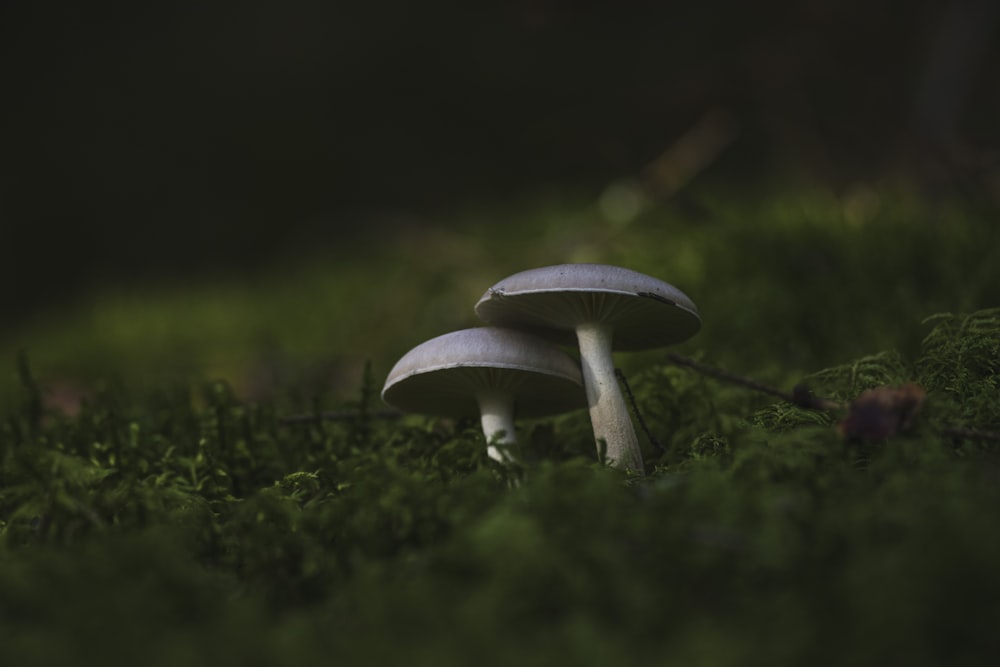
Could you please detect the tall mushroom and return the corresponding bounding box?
[474,264,700,472]
[381,327,585,464]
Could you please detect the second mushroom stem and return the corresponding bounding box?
[476,389,522,464]
[576,322,644,473]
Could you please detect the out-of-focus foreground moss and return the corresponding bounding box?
[2,188,1000,666]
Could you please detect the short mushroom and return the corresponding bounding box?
[474,264,700,472]
[381,327,586,464]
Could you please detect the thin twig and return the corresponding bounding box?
[666,353,1000,443]
[615,368,667,454]
[938,426,1000,442]
[664,353,843,411]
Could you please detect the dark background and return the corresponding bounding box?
[3,0,998,323]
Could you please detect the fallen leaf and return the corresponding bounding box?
[837,383,926,440]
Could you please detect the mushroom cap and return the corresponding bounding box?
[381,328,585,419]
[474,263,701,350]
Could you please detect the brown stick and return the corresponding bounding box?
[664,353,843,411]
[666,353,1000,443]
[938,426,1000,442]
[615,368,667,454]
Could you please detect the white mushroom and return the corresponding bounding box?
[475,264,700,472]
[381,328,585,464]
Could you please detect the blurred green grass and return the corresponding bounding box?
[4,184,997,407]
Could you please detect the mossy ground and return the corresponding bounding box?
[2,187,1000,665]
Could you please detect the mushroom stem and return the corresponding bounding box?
[476,389,521,464]
[576,322,644,473]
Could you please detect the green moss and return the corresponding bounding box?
[2,190,1000,665]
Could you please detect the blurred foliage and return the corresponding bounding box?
[3,0,998,320]
[4,185,998,402]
